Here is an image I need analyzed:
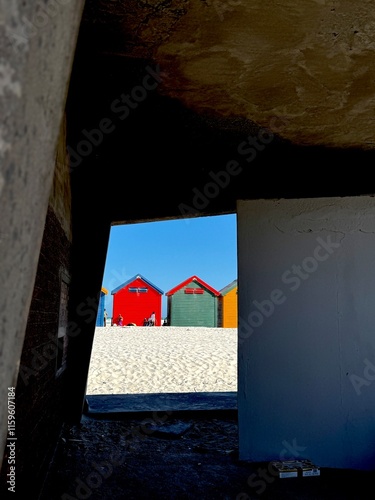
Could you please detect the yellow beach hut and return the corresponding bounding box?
[218,279,238,328]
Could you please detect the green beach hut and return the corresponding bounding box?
[165,275,220,327]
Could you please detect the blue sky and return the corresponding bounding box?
[101,214,238,318]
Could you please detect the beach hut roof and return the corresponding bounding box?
[101,287,109,295]
[219,279,237,296]
[165,275,220,297]
[111,274,164,295]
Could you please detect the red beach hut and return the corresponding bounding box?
[111,274,164,326]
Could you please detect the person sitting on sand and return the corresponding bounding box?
[148,312,156,326]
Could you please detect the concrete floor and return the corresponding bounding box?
[39,394,375,500]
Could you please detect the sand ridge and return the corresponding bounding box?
[86,326,238,395]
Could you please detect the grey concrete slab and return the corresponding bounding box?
[85,392,238,419]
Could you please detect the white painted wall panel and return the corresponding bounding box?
[237,196,375,470]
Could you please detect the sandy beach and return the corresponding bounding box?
[86,326,238,395]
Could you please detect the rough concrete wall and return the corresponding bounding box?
[237,196,375,471]
[0,0,85,471]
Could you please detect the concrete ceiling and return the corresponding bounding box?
[80,0,375,151]
[66,1,375,225]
